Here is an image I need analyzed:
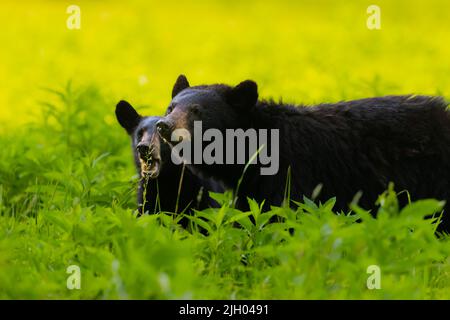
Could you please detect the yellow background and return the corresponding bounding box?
[1,0,449,128]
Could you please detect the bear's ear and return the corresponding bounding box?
[115,100,141,135]
[172,74,190,98]
[227,80,258,110]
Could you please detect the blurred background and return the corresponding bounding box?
[1,0,449,129]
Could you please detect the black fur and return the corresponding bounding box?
[160,77,450,232]
[172,74,190,99]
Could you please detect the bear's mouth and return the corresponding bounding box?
[140,156,161,179]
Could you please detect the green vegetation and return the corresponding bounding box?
[1,0,450,299]
[1,86,450,299]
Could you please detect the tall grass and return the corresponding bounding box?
[0,86,450,299]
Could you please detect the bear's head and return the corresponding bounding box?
[115,100,170,179]
[156,75,259,145]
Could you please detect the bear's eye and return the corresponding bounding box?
[137,129,144,140]
[191,105,201,115]
[166,105,174,115]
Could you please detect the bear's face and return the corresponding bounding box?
[156,75,259,147]
[133,116,164,178]
[115,101,168,179]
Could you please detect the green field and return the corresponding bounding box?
[1,0,450,299]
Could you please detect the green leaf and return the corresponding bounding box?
[321,197,336,212]
[400,199,445,219]
[248,198,262,221]
[215,206,227,228]
[208,191,233,207]
[183,215,213,234]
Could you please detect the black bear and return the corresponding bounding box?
[155,75,450,232]
[115,100,223,216]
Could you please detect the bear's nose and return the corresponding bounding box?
[136,144,151,159]
[156,120,172,140]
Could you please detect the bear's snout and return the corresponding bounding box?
[136,142,161,179]
[156,119,174,141]
[136,143,151,160]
